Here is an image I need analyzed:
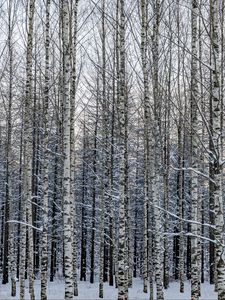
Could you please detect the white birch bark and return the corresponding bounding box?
[163,15,172,288]
[152,152,164,300]
[152,1,164,299]
[178,124,185,293]
[99,177,105,298]
[99,1,106,297]
[7,1,16,295]
[70,0,79,296]
[127,197,133,288]
[20,1,36,299]
[62,0,73,298]
[211,1,225,299]
[114,0,120,288]
[40,1,51,299]
[176,1,185,292]
[190,1,200,299]
[141,0,150,293]
[148,211,154,300]
[117,0,128,299]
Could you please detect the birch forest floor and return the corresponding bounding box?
[0,279,217,300]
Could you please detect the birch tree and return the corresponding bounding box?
[2,3,17,297]
[151,0,164,299]
[70,0,79,295]
[141,0,150,294]
[40,0,51,299]
[190,0,200,299]
[117,0,128,299]
[62,0,73,298]
[20,1,36,299]
[211,0,225,298]
[99,1,107,297]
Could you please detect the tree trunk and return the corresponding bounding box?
[80,121,87,282]
[190,1,200,299]
[70,0,79,295]
[20,1,36,299]
[40,0,51,299]
[211,1,225,299]
[99,0,107,296]
[62,0,73,298]
[141,0,150,293]
[152,1,164,299]
[117,0,128,299]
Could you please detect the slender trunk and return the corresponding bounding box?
[8,1,16,296]
[109,50,116,287]
[99,1,107,296]
[152,1,164,299]
[178,121,185,292]
[40,1,51,299]
[90,78,99,285]
[211,1,225,299]
[141,0,149,293]
[2,3,14,286]
[190,1,200,299]
[176,0,185,292]
[32,38,40,278]
[117,0,128,299]
[50,143,58,282]
[114,0,120,288]
[17,118,23,279]
[62,1,73,298]
[80,121,87,282]
[20,1,36,299]
[164,12,172,288]
[70,0,79,295]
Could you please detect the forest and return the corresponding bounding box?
[0,0,225,299]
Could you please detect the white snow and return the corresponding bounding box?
[0,279,217,300]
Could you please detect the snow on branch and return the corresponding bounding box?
[7,220,43,232]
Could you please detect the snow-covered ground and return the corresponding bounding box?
[0,279,217,300]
